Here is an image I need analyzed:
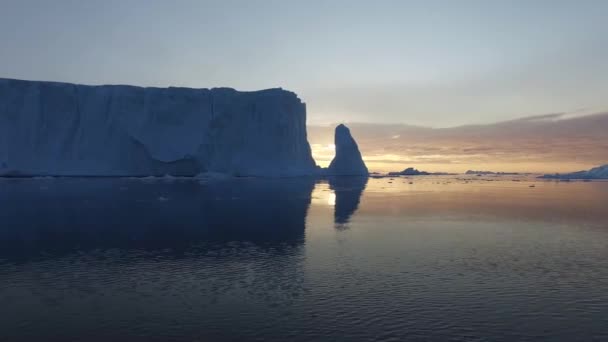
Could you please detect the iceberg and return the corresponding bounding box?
[388,167,430,176]
[541,164,608,180]
[325,124,369,176]
[387,167,453,176]
[465,170,519,175]
[0,78,317,177]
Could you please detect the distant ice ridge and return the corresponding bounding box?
[541,164,608,179]
[0,78,316,177]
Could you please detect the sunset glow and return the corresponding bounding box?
[309,112,608,173]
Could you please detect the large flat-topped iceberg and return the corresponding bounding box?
[0,78,317,176]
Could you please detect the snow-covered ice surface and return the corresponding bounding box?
[325,124,368,176]
[541,164,608,179]
[0,78,316,177]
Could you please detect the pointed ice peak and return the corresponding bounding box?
[327,124,369,176]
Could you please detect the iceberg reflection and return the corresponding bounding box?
[0,178,316,262]
[328,176,368,227]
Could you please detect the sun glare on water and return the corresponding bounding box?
[327,192,336,206]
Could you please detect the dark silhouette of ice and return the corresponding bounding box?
[388,167,430,176]
[329,176,368,226]
[326,124,368,176]
[388,167,452,176]
[0,79,380,178]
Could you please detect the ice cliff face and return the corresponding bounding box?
[326,124,368,176]
[0,78,317,176]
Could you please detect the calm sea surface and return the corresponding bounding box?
[1,176,607,341]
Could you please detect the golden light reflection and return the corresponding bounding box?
[310,182,336,207]
[353,176,608,224]
[327,192,336,206]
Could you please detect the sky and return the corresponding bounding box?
[1,0,607,127]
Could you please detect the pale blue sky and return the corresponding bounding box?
[0,0,606,126]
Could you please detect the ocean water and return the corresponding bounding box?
[0,176,607,341]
